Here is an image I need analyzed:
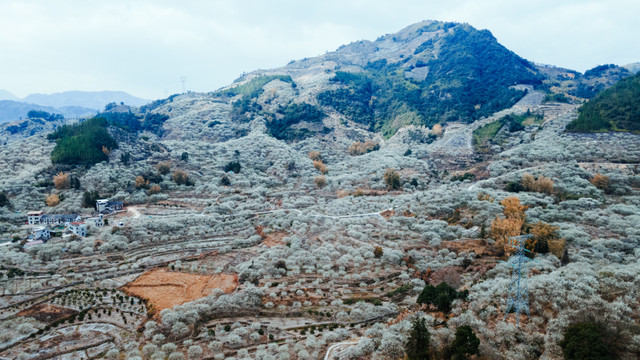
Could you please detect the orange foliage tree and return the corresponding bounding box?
[53,171,70,190]
[172,170,189,185]
[491,197,527,252]
[157,162,171,175]
[521,173,554,194]
[308,151,322,161]
[314,175,327,188]
[313,160,328,174]
[46,193,60,207]
[135,176,149,189]
[431,124,443,136]
[147,184,161,195]
[590,173,610,191]
[530,221,566,257]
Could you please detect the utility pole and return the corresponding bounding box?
[180,76,186,94]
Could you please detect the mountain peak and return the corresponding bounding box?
[221,20,542,139]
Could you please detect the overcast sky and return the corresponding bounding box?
[1,0,638,100]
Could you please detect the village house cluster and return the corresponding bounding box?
[23,199,124,248]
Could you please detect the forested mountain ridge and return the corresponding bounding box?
[201,20,631,142]
[566,71,640,132]
[220,21,544,138]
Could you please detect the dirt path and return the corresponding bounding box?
[428,85,546,158]
[128,206,141,218]
[324,340,360,360]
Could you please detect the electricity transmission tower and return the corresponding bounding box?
[503,234,536,327]
[180,76,186,94]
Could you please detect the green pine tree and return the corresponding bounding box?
[406,317,430,360]
[451,325,480,360]
[560,321,611,360]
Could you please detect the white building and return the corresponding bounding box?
[32,226,50,240]
[27,211,45,225]
[69,222,87,237]
[87,214,104,227]
[96,199,110,213]
[96,199,124,213]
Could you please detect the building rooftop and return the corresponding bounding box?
[41,214,79,220]
[25,240,44,247]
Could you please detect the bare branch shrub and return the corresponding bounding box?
[348,141,380,156]
[53,171,70,189]
[308,151,322,161]
[46,193,60,207]
[384,168,401,190]
[314,175,327,188]
[313,160,328,174]
[158,162,171,175]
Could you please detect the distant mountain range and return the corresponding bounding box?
[0,89,19,101]
[0,90,150,123]
[0,100,97,123]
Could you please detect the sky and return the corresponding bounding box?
[0,0,638,100]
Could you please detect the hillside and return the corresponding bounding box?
[566,71,640,132]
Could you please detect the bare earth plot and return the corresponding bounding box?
[17,303,77,324]
[262,230,288,247]
[123,268,238,313]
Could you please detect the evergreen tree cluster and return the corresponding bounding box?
[95,111,169,135]
[566,72,640,133]
[48,117,118,166]
[82,190,101,208]
[27,110,63,121]
[405,317,480,360]
[560,321,611,360]
[266,103,326,141]
[0,192,9,208]
[417,282,468,313]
